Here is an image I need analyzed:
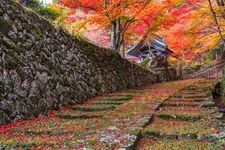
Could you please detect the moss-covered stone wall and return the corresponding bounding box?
[0,0,177,125]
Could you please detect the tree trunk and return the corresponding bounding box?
[111,18,123,52]
[121,39,125,58]
[115,19,122,52]
[178,60,183,79]
[111,21,117,51]
[208,0,225,53]
[216,0,224,6]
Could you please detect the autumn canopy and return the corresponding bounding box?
[48,0,225,63]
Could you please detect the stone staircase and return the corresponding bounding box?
[137,80,225,149]
[0,79,224,149]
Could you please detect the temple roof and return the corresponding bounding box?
[127,38,174,57]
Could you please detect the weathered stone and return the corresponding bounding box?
[214,112,224,119]
[0,17,10,35]
[7,93,18,101]
[178,134,197,140]
[200,101,215,108]
[160,133,177,139]
[216,132,225,139]
[13,114,24,121]
[0,111,10,124]
[0,101,8,110]
[107,126,120,131]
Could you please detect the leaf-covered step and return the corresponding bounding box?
[169,97,206,102]
[143,131,198,139]
[183,87,203,91]
[157,106,208,118]
[98,95,133,101]
[184,86,211,91]
[72,105,116,112]
[144,117,218,135]
[178,90,206,93]
[107,94,134,97]
[173,94,207,98]
[10,129,71,136]
[91,101,125,105]
[125,89,149,93]
[0,142,54,149]
[137,135,214,150]
[162,101,203,107]
[200,101,215,108]
[156,114,201,121]
[56,109,109,117]
[57,114,103,119]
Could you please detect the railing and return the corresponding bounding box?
[186,60,225,79]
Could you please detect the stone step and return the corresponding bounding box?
[106,94,134,97]
[173,95,207,98]
[143,131,198,140]
[169,97,206,102]
[142,132,216,141]
[57,114,103,119]
[156,114,201,121]
[137,136,214,149]
[200,101,215,108]
[98,95,133,101]
[91,101,125,105]
[72,105,116,112]
[143,117,218,136]
[162,101,204,107]
[157,106,209,119]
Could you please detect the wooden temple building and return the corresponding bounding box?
[127,37,174,67]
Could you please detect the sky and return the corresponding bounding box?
[40,0,53,5]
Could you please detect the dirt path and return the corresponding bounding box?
[0,79,224,149]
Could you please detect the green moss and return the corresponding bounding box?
[0,18,10,35]
[31,26,41,39]
[87,137,97,145]
[95,84,102,92]
[91,101,125,105]
[80,40,100,62]
[72,105,116,112]
[37,7,58,21]
[0,81,5,94]
[16,66,26,80]
[143,131,159,138]
[104,95,133,101]
[57,114,102,119]
[4,55,22,70]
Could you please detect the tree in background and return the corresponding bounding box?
[48,0,225,65]
[216,0,224,6]
[57,0,179,56]
[162,0,225,63]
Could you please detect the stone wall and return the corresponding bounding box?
[0,0,177,125]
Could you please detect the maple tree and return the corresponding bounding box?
[162,0,225,62]
[56,0,180,55]
[47,0,225,64]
